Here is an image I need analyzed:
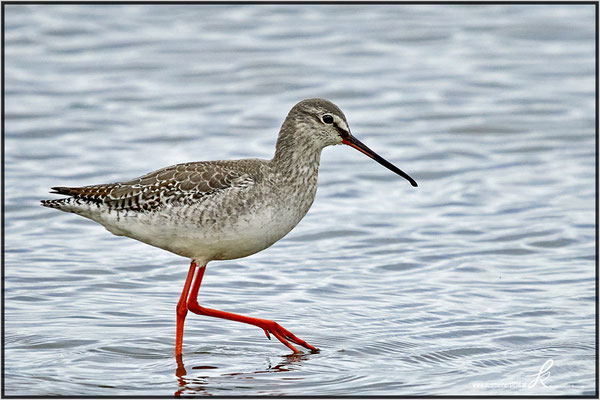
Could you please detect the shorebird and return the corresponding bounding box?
[41,98,418,356]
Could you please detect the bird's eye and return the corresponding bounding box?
[322,114,334,124]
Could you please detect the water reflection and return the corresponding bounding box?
[175,352,309,396]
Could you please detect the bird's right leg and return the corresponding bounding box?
[175,261,197,356]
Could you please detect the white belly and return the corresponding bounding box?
[87,199,308,264]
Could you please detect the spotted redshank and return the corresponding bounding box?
[41,98,417,356]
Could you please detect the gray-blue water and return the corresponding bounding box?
[4,4,596,396]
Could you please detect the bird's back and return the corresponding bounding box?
[42,159,260,215]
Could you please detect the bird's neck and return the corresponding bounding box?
[271,129,323,180]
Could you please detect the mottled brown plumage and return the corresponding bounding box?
[44,160,261,212]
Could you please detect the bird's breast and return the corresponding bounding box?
[207,179,317,259]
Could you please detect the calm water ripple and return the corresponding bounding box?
[4,3,596,397]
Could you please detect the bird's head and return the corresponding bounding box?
[281,98,418,187]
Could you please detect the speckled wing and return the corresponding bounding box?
[42,161,257,212]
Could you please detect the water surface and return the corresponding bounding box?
[4,4,596,396]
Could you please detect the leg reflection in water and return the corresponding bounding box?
[174,352,310,396]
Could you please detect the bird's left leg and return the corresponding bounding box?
[186,265,318,353]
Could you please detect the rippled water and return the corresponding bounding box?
[4,4,596,396]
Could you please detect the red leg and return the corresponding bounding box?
[186,265,318,353]
[175,261,197,356]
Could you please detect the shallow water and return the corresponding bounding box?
[3,4,596,396]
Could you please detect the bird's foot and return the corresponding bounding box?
[260,320,319,354]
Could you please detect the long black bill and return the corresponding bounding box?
[343,135,418,187]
